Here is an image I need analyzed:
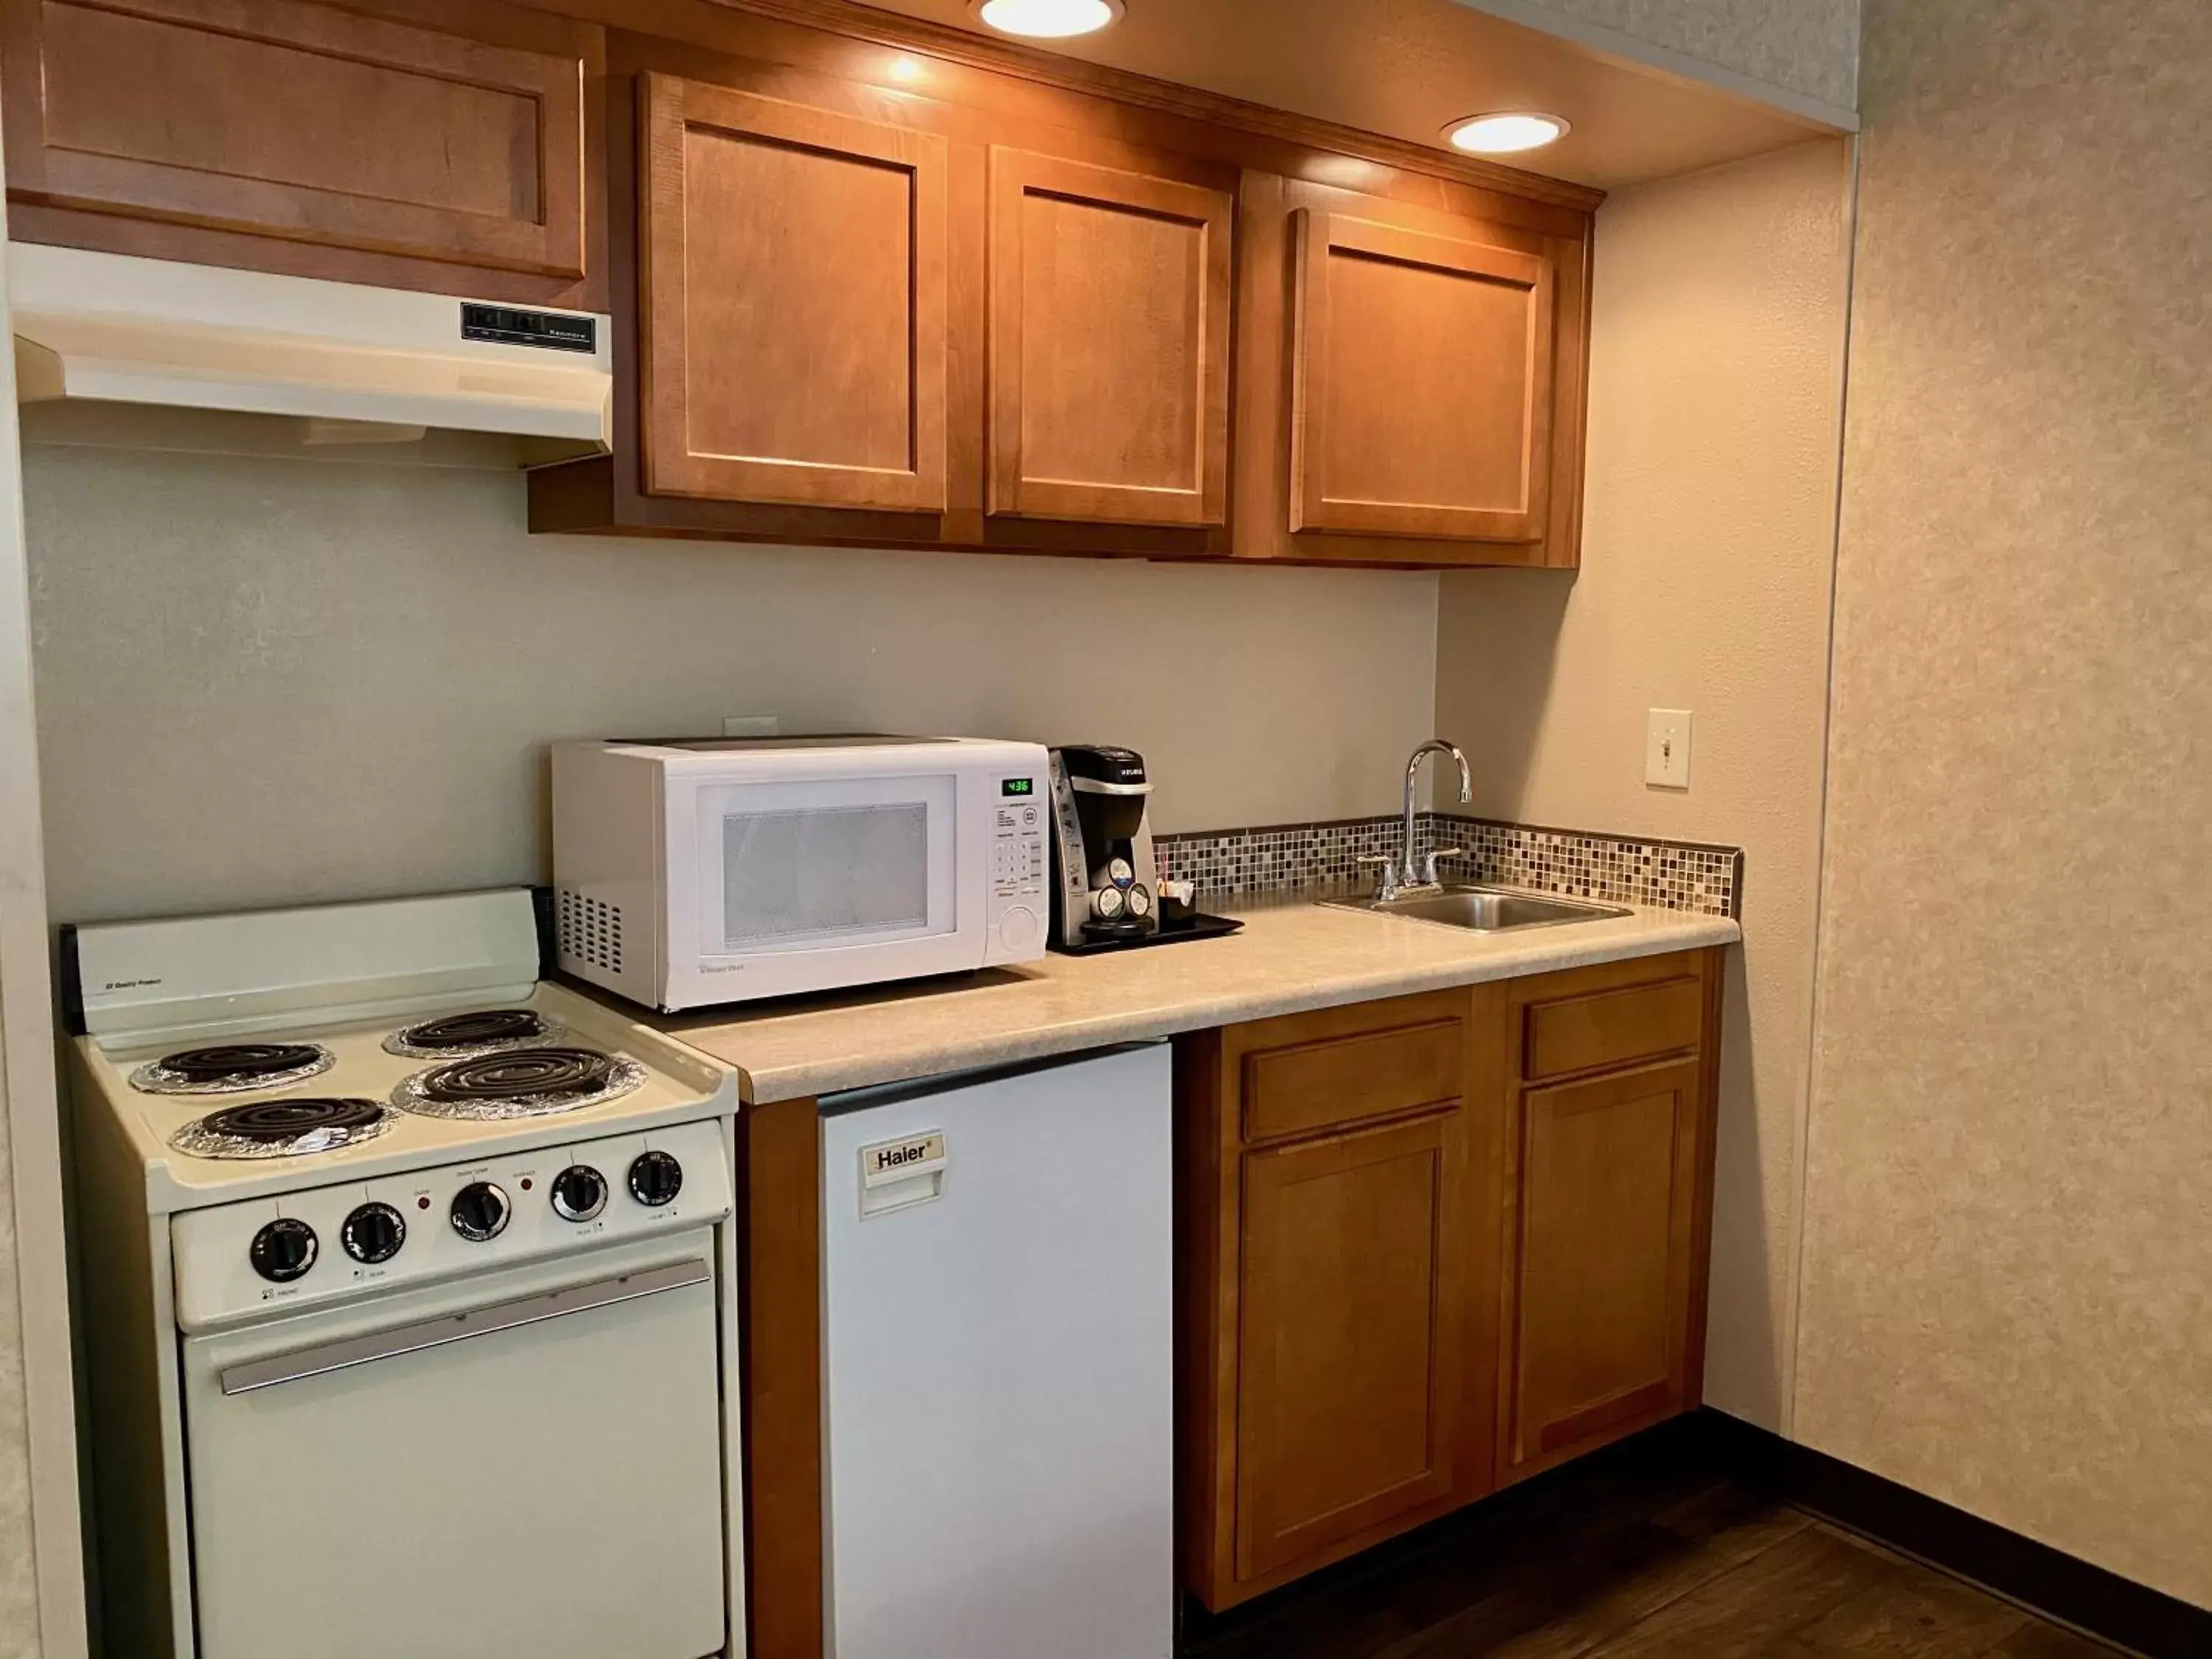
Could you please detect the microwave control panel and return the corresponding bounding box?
[990,776,1048,904]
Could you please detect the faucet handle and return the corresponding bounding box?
[1417,846,1464,886]
[1356,854,1398,900]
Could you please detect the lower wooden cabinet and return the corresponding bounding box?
[1502,1057,1705,1473]
[1234,1106,1470,1581]
[1177,950,1724,1610]
[1178,989,1506,1610]
[1498,957,1722,1481]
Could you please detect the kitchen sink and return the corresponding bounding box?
[1323,884,1631,933]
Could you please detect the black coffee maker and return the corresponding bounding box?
[1047,745,1160,950]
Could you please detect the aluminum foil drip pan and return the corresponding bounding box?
[132,1041,336,1096]
[383,1008,568,1060]
[171,1097,395,1160]
[393,1047,647,1121]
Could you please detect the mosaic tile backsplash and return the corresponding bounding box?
[1155,813,1742,919]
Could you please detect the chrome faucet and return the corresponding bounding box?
[1361,740,1472,902]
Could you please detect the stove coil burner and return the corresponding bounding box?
[393,1046,647,1121]
[170,1096,395,1160]
[383,1008,567,1059]
[131,1041,335,1096]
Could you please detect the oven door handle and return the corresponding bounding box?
[218,1256,712,1397]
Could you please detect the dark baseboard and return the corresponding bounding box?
[1688,1409,2212,1659]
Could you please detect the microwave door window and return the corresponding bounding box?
[722,804,935,949]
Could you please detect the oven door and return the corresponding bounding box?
[180,1233,726,1659]
[667,768,981,1004]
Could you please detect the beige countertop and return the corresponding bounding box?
[653,896,1741,1105]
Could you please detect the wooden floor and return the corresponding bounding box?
[1180,1424,2126,1659]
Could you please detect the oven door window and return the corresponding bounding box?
[700,774,957,955]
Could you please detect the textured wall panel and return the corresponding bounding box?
[1468,0,1860,112]
[1799,0,2212,1609]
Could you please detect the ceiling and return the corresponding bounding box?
[850,0,1836,190]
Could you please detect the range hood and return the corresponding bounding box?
[7,243,611,462]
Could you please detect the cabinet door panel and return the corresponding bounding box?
[1,0,591,281]
[1506,1060,1700,1470]
[1236,1107,1467,1579]
[1291,211,1554,541]
[641,75,948,510]
[988,150,1231,526]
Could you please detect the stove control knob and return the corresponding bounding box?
[627,1150,684,1208]
[551,1165,608,1224]
[449,1181,510,1243]
[249,1217,318,1284]
[341,1203,406,1265]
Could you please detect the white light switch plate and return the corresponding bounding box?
[1646,709,1693,789]
[723,714,779,737]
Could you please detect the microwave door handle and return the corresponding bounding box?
[217,1257,711,1397]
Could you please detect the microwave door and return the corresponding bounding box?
[682,773,968,1002]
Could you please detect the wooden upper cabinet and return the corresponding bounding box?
[0,0,605,305]
[1234,170,1590,568]
[639,75,949,512]
[1292,211,1555,542]
[987,149,1233,527]
[514,5,1596,563]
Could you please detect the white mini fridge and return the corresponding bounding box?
[820,1043,1175,1659]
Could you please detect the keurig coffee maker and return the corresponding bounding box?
[1048,745,1161,949]
[1046,746,1245,954]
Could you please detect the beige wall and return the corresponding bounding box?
[0,1018,41,1659]
[1436,137,1853,1428]
[23,445,1440,924]
[0,145,77,1658]
[1795,0,2212,1609]
[1461,0,1860,115]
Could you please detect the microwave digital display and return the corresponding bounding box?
[1002,778,1035,797]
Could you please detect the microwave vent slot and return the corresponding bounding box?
[559,888,624,975]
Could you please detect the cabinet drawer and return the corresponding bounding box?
[1242,1017,1464,1141]
[1523,977,1702,1081]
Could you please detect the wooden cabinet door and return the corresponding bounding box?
[639,74,949,512]
[1290,209,1555,542]
[1235,1107,1469,1580]
[0,0,599,297]
[987,149,1233,526]
[1503,1058,1703,1475]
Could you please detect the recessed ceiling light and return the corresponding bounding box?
[1444,112,1571,156]
[973,0,1123,40]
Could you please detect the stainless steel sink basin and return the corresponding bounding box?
[1323,884,1631,933]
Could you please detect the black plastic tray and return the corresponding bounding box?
[1054,911,1244,956]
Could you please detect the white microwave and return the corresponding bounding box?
[551,736,1051,1011]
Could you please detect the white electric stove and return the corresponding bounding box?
[66,889,745,1659]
